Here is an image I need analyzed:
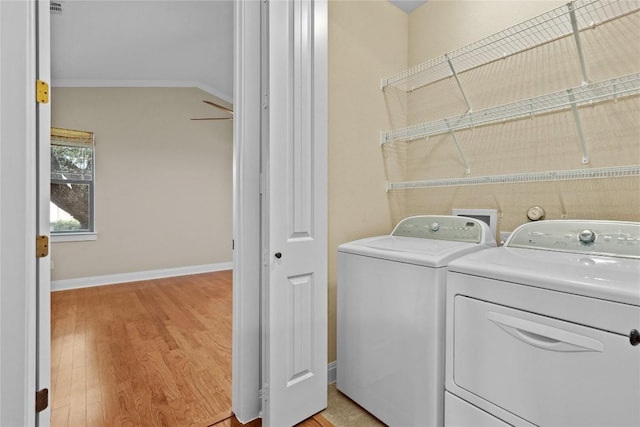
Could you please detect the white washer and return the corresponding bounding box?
[445,220,640,427]
[337,215,496,427]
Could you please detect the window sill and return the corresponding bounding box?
[51,232,98,243]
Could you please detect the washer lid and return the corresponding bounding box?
[448,246,640,306]
[391,215,496,246]
[338,235,492,267]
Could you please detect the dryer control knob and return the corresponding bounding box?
[578,229,596,244]
[430,222,440,232]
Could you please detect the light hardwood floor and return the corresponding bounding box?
[51,271,233,427]
[51,270,334,427]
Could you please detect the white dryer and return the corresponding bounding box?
[445,220,640,427]
[337,215,496,427]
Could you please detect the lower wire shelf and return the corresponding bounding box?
[386,165,640,190]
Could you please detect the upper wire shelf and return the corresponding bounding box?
[381,0,640,92]
[381,73,640,145]
[386,165,640,191]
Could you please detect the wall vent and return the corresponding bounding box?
[50,2,63,15]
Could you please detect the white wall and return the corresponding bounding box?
[51,87,233,281]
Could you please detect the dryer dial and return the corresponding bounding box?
[578,229,596,244]
[527,206,545,221]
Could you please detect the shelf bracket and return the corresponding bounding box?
[445,119,471,174]
[380,131,389,146]
[445,53,472,113]
[568,2,590,85]
[567,88,589,164]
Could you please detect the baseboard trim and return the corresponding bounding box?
[327,360,336,384]
[51,262,233,292]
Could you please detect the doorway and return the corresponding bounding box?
[48,1,235,424]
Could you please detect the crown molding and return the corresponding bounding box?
[51,79,233,103]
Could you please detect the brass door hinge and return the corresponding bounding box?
[36,235,49,258]
[36,80,49,104]
[35,388,48,412]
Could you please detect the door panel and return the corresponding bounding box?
[286,273,314,386]
[263,0,327,425]
[0,0,38,425]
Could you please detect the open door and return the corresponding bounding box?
[261,0,328,425]
[0,0,39,424]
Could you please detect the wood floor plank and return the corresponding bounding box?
[167,397,195,427]
[191,409,233,427]
[86,401,105,427]
[52,368,72,410]
[69,365,87,415]
[50,404,69,427]
[311,413,334,427]
[85,332,103,406]
[51,270,233,426]
[68,401,87,427]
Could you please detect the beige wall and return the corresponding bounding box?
[385,1,640,237]
[328,0,639,364]
[408,1,565,64]
[328,1,408,362]
[51,87,233,280]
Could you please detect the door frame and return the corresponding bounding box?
[232,0,262,423]
[36,0,52,425]
[1,0,265,424]
[233,1,328,424]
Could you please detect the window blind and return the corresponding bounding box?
[51,127,94,148]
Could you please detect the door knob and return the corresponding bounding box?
[275,252,282,259]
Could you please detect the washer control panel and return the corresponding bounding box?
[391,215,495,245]
[506,220,640,259]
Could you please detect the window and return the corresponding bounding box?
[50,127,95,233]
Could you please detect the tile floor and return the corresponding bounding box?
[320,384,385,427]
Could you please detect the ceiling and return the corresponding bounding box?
[51,1,234,102]
[389,0,427,13]
[51,1,426,103]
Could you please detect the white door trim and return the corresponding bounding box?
[36,1,51,424]
[232,0,262,423]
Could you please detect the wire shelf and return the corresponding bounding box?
[381,0,640,92]
[386,165,640,191]
[381,73,640,144]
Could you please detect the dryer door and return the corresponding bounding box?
[452,296,640,427]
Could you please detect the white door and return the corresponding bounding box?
[262,0,328,426]
[0,0,38,425]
